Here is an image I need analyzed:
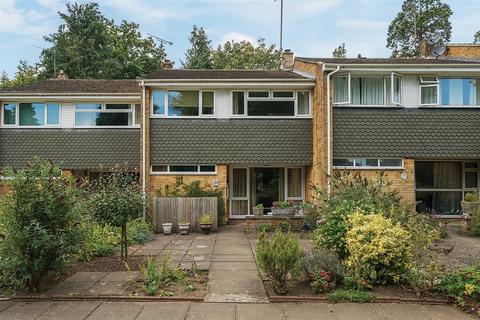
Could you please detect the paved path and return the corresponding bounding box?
[0,301,474,320]
[205,224,268,303]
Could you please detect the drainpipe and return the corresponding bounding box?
[324,65,341,194]
[141,80,146,220]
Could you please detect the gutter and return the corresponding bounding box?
[141,80,146,220]
[323,64,341,194]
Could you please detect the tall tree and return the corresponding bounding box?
[212,38,281,70]
[332,43,347,58]
[182,25,212,69]
[40,2,166,79]
[474,31,480,44]
[0,61,38,88]
[386,0,452,58]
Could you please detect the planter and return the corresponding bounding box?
[271,207,295,215]
[162,223,173,235]
[178,223,190,235]
[461,201,480,216]
[252,208,264,216]
[200,223,212,235]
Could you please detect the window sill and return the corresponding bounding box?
[333,105,404,108]
[333,166,404,170]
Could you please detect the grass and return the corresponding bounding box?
[328,289,375,303]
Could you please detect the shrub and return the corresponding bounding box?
[465,192,480,202]
[311,270,336,293]
[127,218,154,245]
[256,229,303,294]
[328,289,375,303]
[311,171,400,259]
[435,266,480,306]
[79,222,120,262]
[301,249,345,282]
[345,211,412,285]
[278,220,291,232]
[140,253,186,296]
[0,159,81,291]
[258,223,272,233]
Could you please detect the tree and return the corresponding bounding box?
[84,167,147,262]
[40,2,166,79]
[386,0,452,58]
[182,25,213,69]
[332,43,347,58]
[0,61,38,88]
[212,38,281,70]
[474,31,480,44]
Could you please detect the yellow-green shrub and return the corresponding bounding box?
[345,211,412,285]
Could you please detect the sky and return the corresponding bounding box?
[0,0,479,77]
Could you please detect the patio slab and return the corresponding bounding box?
[0,302,12,313]
[86,281,127,295]
[101,271,139,282]
[209,261,258,271]
[46,281,95,296]
[186,302,235,320]
[0,302,53,320]
[36,301,101,320]
[329,303,385,320]
[211,254,255,262]
[136,302,190,320]
[85,302,144,320]
[283,303,336,320]
[236,303,285,320]
[374,303,437,320]
[63,272,107,283]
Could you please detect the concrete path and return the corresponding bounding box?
[0,301,474,320]
[205,224,268,303]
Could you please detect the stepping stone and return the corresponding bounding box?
[136,302,190,320]
[64,272,107,283]
[37,301,101,320]
[46,281,95,296]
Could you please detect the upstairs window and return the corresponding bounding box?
[232,90,310,117]
[419,76,439,105]
[2,102,60,126]
[420,77,480,106]
[75,103,137,127]
[151,90,215,117]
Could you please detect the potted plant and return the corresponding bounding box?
[162,222,173,235]
[298,201,312,215]
[178,221,190,235]
[253,204,264,216]
[462,193,480,215]
[271,201,295,215]
[199,214,213,235]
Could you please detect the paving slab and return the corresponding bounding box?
[36,301,101,320]
[186,302,235,320]
[209,261,258,271]
[236,303,286,320]
[329,303,384,320]
[0,301,13,313]
[136,302,190,320]
[46,281,95,296]
[374,303,437,320]
[85,302,144,320]
[282,302,336,320]
[101,271,139,282]
[0,302,53,320]
[211,254,255,262]
[213,246,253,255]
[421,304,475,320]
[86,281,127,295]
[63,272,108,283]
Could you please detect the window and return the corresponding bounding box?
[232,91,245,115]
[151,165,217,174]
[287,168,303,198]
[75,103,136,127]
[333,75,349,104]
[168,91,199,116]
[351,77,384,105]
[297,91,310,115]
[2,102,60,126]
[152,91,166,115]
[248,91,269,98]
[201,91,214,115]
[248,100,295,116]
[392,74,401,105]
[273,91,294,98]
[440,78,480,106]
[134,104,141,125]
[233,90,309,117]
[333,158,403,168]
[419,76,440,105]
[46,103,60,125]
[2,103,16,125]
[151,90,214,117]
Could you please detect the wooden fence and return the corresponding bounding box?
[152,197,218,233]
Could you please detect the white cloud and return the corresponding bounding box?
[0,0,52,35]
[35,0,63,11]
[102,0,197,20]
[292,0,341,17]
[218,32,256,46]
[337,19,388,29]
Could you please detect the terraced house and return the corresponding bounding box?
[1,44,479,219]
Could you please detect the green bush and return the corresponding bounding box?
[328,289,375,303]
[256,230,303,294]
[278,220,291,232]
[301,249,345,282]
[311,171,400,259]
[127,218,154,245]
[465,192,480,202]
[0,159,82,291]
[345,211,412,285]
[258,223,272,233]
[435,266,480,306]
[78,221,120,262]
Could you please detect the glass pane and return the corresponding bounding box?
[19,103,45,126]
[380,159,402,167]
[416,191,463,215]
[105,104,131,110]
[202,91,214,115]
[287,168,302,198]
[134,104,141,125]
[247,100,294,116]
[440,78,479,106]
[46,103,60,125]
[152,91,166,115]
[199,165,216,172]
[351,77,384,105]
[75,112,132,126]
[168,91,199,116]
[248,91,269,98]
[421,86,437,104]
[415,161,462,189]
[333,158,354,166]
[420,76,438,83]
[232,168,247,197]
[297,91,310,115]
[232,91,244,115]
[76,103,102,110]
[465,172,479,188]
[152,165,167,172]
[169,165,198,172]
[465,162,479,169]
[333,76,348,103]
[273,91,294,98]
[251,168,283,209]
[355,158,378,167]
[393,76,401,104]
[231,200,248,216]
[3,103,16,125]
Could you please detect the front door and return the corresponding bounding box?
[251,168,283,213]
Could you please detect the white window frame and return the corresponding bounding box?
[150,90,215,118]
[74,102,138,128]
[391,73,402,105]
[419,84,440,106]
[231,90,247,116]
[296,90,312,116]
[1,102,18,127]
[150,164,217,175]
[333,158,404,170]
[1,102,62,128]
[200,90,215,116]
[332,74,351,105]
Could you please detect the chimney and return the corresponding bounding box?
[56,70,68,80]
[162,59,174,70]
[419,39,430,58]
[281,49,294,70]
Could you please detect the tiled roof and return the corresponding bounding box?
[0,129,140,169]
[150,119,312,165]
[0,80,141,94]
[144,69,310,80]
[296,57,480,64]
[333,108,480,159]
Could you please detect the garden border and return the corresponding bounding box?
[268,295,450,305]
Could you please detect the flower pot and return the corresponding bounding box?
[461,201,480,216]
[200,223,212,235]
[178,223,190,235]
[271,207,295,215]
[252,207,264,216]
[162,223,173,235]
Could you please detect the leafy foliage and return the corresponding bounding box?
[78,221,120,262]
[386,0,452,58]
[311,270,336,293]
[302,249,345,283]
[182,25,213,69]
[328,289,375,303]
[435,266,480,306]
[127,218,154,245]
[256,230,303,294]
[475,31,480,44]
[0,159,81,291]
[0,61,38,88]
[212,38,281,70]
[465,192,480,202]
[332,43,347,58]
[258,223,272,233]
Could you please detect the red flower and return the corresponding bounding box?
[323,283,329,289]
[321,271,328,277]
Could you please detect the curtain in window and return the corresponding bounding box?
[421,86,437,104]
[351,78,384,105]
[433,161,462,189]
[440,79,478,106]
[232,168,247,197]
[333,77,348,103]
[232,92,244,114]
[287,168,302,198]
